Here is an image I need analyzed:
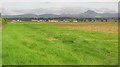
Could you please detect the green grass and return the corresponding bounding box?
[0,32,1,65]
[2,23,118,65]
[0,18,2,22]
[0,30,1,66]
[0,18,2,66]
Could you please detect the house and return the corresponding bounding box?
[32,20,39,22]
[48,20,59,22]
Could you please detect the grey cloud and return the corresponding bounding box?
[5,7,88,15]
[94,8,118,13]
[2,7,118,15]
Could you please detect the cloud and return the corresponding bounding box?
[94,8,118,13]
[2,6,118,15]
[1,2,118,15]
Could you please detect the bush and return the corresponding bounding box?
[2,18,9,25]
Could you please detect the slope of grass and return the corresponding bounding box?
[2,23,118,65]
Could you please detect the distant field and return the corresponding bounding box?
[11,22,118,33]
[3,22,118,65]
[47,22,118,34]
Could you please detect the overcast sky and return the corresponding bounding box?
[0,0,119,15]
[0,0,119,2]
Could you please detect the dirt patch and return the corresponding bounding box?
[48,37,57,41]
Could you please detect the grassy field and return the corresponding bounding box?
[0,18,2,66]
[0,28,1,66]
[2,22,118,65]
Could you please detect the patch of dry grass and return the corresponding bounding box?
[47,22,118,34]
[48,37,58,41]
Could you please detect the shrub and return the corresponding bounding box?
[2,18,9,25]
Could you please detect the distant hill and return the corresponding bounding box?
[2,14,38,18]
[78,10,98,18]
[2,10,118,18]
[38,14,60,18]
[77,10,118,18]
